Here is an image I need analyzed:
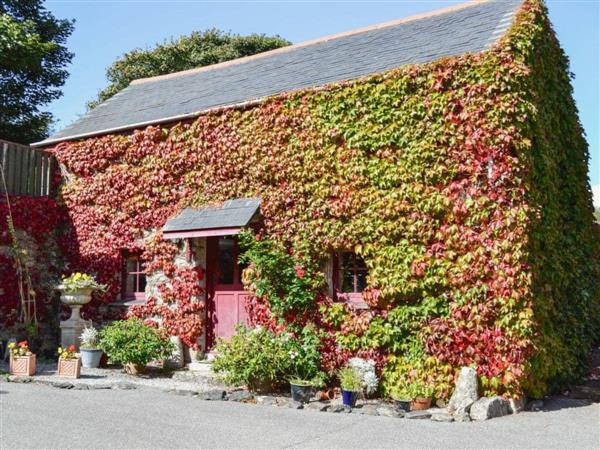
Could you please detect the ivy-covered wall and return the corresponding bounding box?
[46,0,599,398]
[0,196,63,353]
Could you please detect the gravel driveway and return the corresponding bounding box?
[1,382,598,449]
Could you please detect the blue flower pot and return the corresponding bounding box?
[394,399,411,412]
[341,389,359,408]
[80,349,103,368]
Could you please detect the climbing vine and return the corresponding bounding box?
[45,0,599,397]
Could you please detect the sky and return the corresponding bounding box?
[44,0,599,193]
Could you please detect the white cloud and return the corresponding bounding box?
[593,184,600,208]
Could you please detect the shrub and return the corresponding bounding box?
[213,324,326,390]
[212,325,292,390]
[98,318,174,367]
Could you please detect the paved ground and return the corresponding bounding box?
[1,382,599,449]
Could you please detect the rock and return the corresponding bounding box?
[167,388,197,396]
[329,404,350,413]
[405,410,432,420]
[454,412,471,422]
[470,396,510,421]
[275,397,291,408]
[255,395,278,406]
[435,398,448,408]
[376,406,403,418]
[526,399,544,412]
[353,405,379,416]
[508,398,525,414]
[198,389,226,401]
[431,412,454,422]
[114,382,136,390]
[227,390,254,402]
[49,381,74,389]
[305,401,330,412]
[289,400,304,409]
[447,367,478,415]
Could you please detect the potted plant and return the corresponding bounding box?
[339,366,362,408]
[79,326,103,368]
[98,318,174,375]
[408,381,434,411]
[391,383,412,412]
[289,377,316,403]
[57,345,81,378]
[8,341,36,376]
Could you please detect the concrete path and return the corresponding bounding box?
[1,382,599,449]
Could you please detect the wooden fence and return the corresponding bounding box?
[0,140,54,197]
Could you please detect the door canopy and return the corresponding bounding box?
[162,197,260,239]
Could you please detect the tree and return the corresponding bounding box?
[88,29,290,109]
[0,0,73,143]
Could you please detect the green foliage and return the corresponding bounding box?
[339,366,362,392]
[79,326,99,349]
[594,208,600,223]
[213,324,326,389]
[0,1,73,142]
[212,325,292,389]
[238,230,324,317]
[88,29,290,109]
[98,318,174,366]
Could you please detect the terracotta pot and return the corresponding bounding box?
[316,388,336,401]
[58,357,81,379]
[410,397,432,411]
[9,354,36,376]
[124,362,146,375]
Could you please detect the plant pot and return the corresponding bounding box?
[58,357,81,379]
[80,348,103,368]
[124,362,146,375]
[394,399,412,412]
[290,383,313,403]
[9,354,36,376]
[410,397,432,411]
[316,388,336,401]
[341,389,359,408]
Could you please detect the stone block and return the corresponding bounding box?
[470,396,510,421]
[431,412,454,422]
[447,367,478,415]
[405,410,432,420]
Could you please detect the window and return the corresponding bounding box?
[122,252,146,301]
[333,252,367,302]
[215,236,246,286]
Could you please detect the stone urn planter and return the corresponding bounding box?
[10,354,36,376]
[58,357,81,379]
[57,273,106,350]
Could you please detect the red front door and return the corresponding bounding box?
[207,236,249,348]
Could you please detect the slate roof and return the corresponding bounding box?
[162,198,260,234]
[35,0,522,147]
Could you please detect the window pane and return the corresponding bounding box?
[126,274,135,293]
[341,252,353,268]
[356,270,367,292]
[127,257,138,273]
[138,274,147,293]
[218,237,235,284]
[341,270,354,293]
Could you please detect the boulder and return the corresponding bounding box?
[447,367,478,415]
[227,390,254,402]
[469,396,510,421]
[454,412,471,422]
[526,399,544,412]
[305,401,330,412]
[508,397,525,414]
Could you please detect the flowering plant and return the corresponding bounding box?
[348,357,379,395]
[80,326,100,349]
[57,272,106,293]
[8,340,31,357]
[58,345,79,360]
